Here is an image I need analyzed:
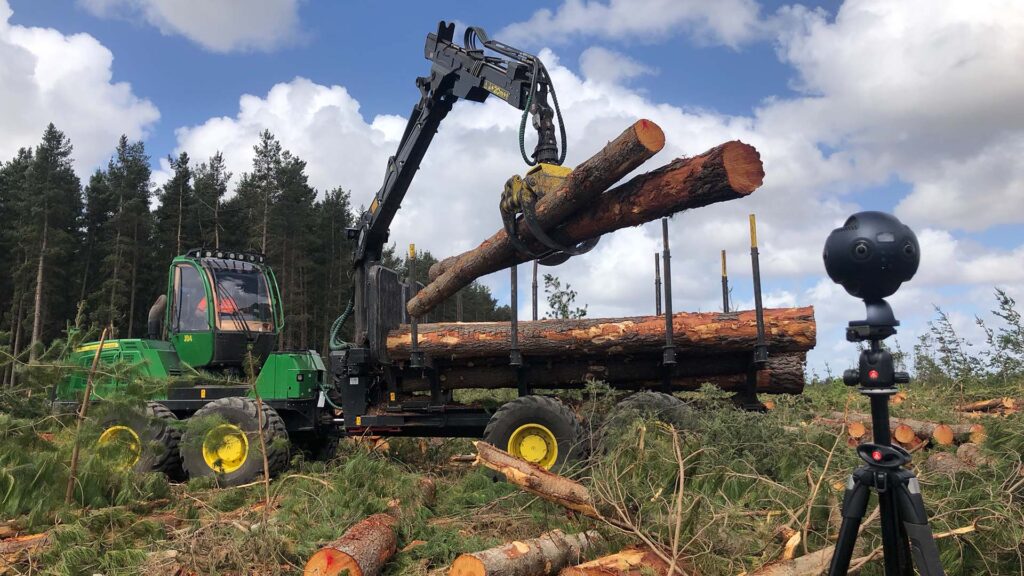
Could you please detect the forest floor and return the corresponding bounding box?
[1,378,1022,576]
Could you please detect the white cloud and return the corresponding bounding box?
[0,0,159,174]
[78,0,302,53]
[499,0,766,48]
[578,47,656,85]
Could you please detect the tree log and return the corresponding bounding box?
[304,513,398,576]
[390,307,814,360]
[412,140,764,316]
[424,119,663,310]
[559,546,671,576]
[398,352,807,395]
[473,441,603,520]
[450,530,605,576]
[826,412,978,445]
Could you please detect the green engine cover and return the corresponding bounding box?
[55,339,180,402]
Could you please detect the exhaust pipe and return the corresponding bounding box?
[147,294,167,339]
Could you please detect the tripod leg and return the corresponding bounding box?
[877,484,914,576]
[828,469,872,576]
[895,475,947,576]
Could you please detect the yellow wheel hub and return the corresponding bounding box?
[97,425,141,469]
[508,423,558,469]
[202,424,249,474]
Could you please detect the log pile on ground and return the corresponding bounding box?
[819,411,986,451]
[559,546,670,576]
[389,307,815,394]
[957,397,1019,418]
[409,129,764,317]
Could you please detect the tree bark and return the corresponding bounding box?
[559,547,671,576]
[398,352,807,395]
[28,217,47,363]
[412,140,764,316]
[303,513,397,576]
[389,307,813,361]
[450,530,604,576]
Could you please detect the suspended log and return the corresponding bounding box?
[390,307,814,360]
[450,530,604,576]
[398,352,808,395]
[424,119,663,308]
[559,546,671,576]
[412,140,764,316]
[304,513,397,576]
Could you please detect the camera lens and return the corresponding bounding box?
[852,241,870,260]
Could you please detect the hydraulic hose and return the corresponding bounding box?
[328,296,355,351]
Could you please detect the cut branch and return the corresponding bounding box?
[411,140,763,316]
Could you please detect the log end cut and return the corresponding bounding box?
[634,119,666,153]
[722,141,764,194]
[305,549,364,576]
[449,555,487,576]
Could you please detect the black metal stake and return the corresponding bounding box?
[721,249,730,313]
[654,253,662,316]
[661,218,676,367]
[749,215,768,367]
[510,263,523,367]
[532,260,538,321]
[409,244,424,368]
[456,290,463,322]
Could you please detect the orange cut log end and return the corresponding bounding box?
[932,424,955,446]
[304,549,362,576]
[893,424,917,444]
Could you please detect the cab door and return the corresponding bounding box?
[167,262,215,368]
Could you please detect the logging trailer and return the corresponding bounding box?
[53,22,814,486]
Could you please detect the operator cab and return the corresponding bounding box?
[166,249,283,371]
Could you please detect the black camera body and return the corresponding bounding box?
[824,211,919,388]
[823,211,920,302]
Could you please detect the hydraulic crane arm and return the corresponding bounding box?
[349,21,565,265]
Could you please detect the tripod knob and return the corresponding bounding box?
[894,371,910,384]
[842,369,860,386]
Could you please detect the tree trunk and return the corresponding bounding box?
[413,140,764,316]
[559,547,671,576]
[7,292,24,387]
[28,217,47,363]
[127,224,139,338]
[303,513,397,576]
[450,530,604,576]
[389,307,814,360]
[399,352,807,395]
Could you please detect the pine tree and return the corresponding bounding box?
[232,131,282,253]
[312,187,355,352]
[193,152,231,249]
[154,152,198,261]
[22,124,82,362]
[0,148,33,386]
[95,136,153,337]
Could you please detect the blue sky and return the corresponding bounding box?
[2,0,1022,375]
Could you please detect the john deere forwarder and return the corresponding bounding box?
[54,22,781,486]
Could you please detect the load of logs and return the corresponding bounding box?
[388,307,816,395]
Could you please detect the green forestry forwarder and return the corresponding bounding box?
[53,22,753,486]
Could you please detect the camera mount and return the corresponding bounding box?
[823,212,945,576]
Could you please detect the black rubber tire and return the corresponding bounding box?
[596,391,695,454]
[96,401,182,476]
[483,395,583,474]
[181,397,289,486]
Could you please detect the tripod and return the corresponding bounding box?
[827,300,945,576]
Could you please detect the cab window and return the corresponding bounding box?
[172,264,209,332]
[208,266,275,333]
